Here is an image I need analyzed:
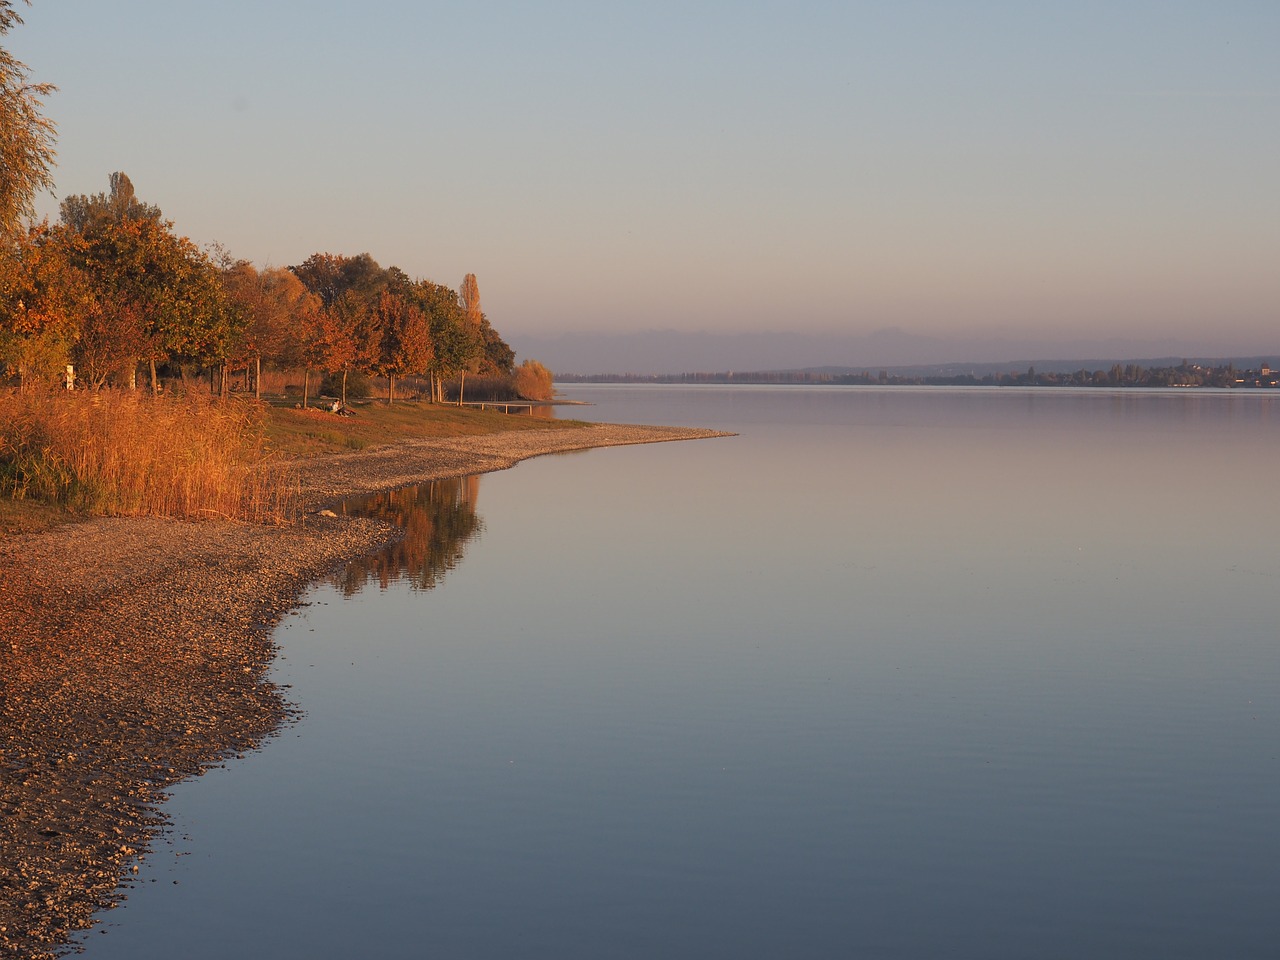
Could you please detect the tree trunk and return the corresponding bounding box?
[303,368,310,409]
[458,371,466,406]
[388,373,395,404]
[149,358,158,397]
[341,368,348,406]
[255,355,261,401]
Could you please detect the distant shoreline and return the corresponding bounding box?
[0,422,731,958]
[555,359,1278,390]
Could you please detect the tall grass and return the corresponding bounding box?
[0,389,298,523]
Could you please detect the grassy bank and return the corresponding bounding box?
[263,398,580,458]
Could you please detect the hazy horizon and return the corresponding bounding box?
[511,327,1278,376]
[14,2,1279,364]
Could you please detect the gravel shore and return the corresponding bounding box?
[0,422,728,958]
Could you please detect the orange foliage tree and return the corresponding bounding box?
[372,291,432,404]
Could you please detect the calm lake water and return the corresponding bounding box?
[84,386,1280,959]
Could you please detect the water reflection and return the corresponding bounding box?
[334,476,483,594]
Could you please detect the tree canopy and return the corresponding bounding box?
[0,0,56,237]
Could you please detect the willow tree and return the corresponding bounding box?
[0,1,56,239]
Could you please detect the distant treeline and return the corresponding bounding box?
[558,361,1279,389]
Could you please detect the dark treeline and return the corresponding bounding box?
[559,360,1279,389]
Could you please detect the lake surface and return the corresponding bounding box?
[83,386,1280,959]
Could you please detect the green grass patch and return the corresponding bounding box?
[262,399,585,458]
[0,497,74,537]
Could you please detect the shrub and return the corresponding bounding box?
[512,360,554,401]
[320,369,373,399]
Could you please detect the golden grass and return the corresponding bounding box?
[0,389,297,523]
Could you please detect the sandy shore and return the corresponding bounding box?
[0,422,729,959]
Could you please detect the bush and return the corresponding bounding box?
[512,360,554,401]
[320,369,373,399]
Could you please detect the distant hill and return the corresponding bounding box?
[509,329,1274,377]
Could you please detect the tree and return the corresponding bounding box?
[410,280,474,403]
[455,273,485,404]
[512,359,553,400]
[454,273,514,395]
[372,290,432,404]
[291,251,388,308]
[59,171,161,234]
[0,222,83,388]
[73,298,148,390]
[284,299,338,409]
[291,253,403,404]
[328,289,380,405]
[222,262,314,399]
[460,272,482,327]
[0,1,56,238]
[60,190,234,393]
[477,314,515,376]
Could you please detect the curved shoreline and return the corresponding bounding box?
[0,422,730,959]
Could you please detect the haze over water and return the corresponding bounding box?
[84,386,1280,959]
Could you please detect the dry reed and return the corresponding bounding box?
[0,389,298,523]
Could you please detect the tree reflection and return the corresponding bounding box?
[334,476,482,594]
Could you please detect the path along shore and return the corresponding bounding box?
[0,422,729,959]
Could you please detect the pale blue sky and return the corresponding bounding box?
[13,1,1280,358]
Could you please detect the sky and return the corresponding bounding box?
[11,1,1280,367]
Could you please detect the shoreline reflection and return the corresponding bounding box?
[335,476,483,594]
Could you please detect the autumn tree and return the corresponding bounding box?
[512,359,554,401]
[454,273,486,404]
[372,290,432,404]
[328,290,380,405]
[0,1,56,238]
[222,262,317,399]
[451,273,514,396]
[407,280,473,403]
[291,252,398,401]
[0,222,83,387]
[290,252,388,309]
[59,171,161,234]
[59,181,234,393]
[460,273,481,327]
[284,301,338,409]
